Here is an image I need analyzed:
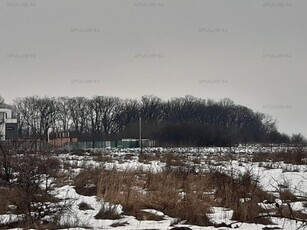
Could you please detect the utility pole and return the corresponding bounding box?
[139,116,142,155]
[47,127,52,144]
[245,136,247,154]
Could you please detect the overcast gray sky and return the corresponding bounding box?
[1,0,306,136]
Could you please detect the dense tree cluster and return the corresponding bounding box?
[7,95,297,146]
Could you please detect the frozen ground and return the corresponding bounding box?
[1,146,307,229]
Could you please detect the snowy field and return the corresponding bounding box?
[1,146,307,230]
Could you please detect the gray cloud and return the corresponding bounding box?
[1,0,306,136]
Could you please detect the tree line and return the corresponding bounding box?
[1,94,305,146]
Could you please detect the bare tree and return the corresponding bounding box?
[36,97,57,136]
[68,97,89,133]
[14,96,39,137]
[0,95,5,107]
[140,95,164,123]
[291,133,307,146]
[56,97,72,132]
[0,142,14,184]
[90,96,122,135]
[115,99,140,132]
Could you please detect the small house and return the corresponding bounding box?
[0,108,18,141]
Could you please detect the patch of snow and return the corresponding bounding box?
[207,207,233,225]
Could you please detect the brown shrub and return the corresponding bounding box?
[70,149,87,156]
[210,169,272,223]
[93,154,113,163]
[74,168,101,196]
[161,153,187,167]
[92,165,278,226]
[279,189,298,202]
[0,187,8,208]
[138,153,161,164]
[97,168,213,226]
[253,151,307,164]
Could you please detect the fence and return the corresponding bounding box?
[64,139,156,149]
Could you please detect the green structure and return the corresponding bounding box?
[65,138,155,149]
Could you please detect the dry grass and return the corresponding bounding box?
[95,205,122,220]
[110,220,129,227]
[0,187,12,214]
[63,161,80,170]
[137,210,164,221]
[53,171,71,188]
[253,151,307,164]
[209,169,273,224]
[161,153,187,167]
[96,168,213,226]
[94,165,280,225]
[138,153,161,164]
[70,149,88,157]
[279,189,298,202]
[73,168,101,196]
[3,144,305,228]
[93,154,113,163]
[79,202,94,210]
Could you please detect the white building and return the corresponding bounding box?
[0,108,18,141]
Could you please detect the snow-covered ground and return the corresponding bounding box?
[2,146,307,229]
